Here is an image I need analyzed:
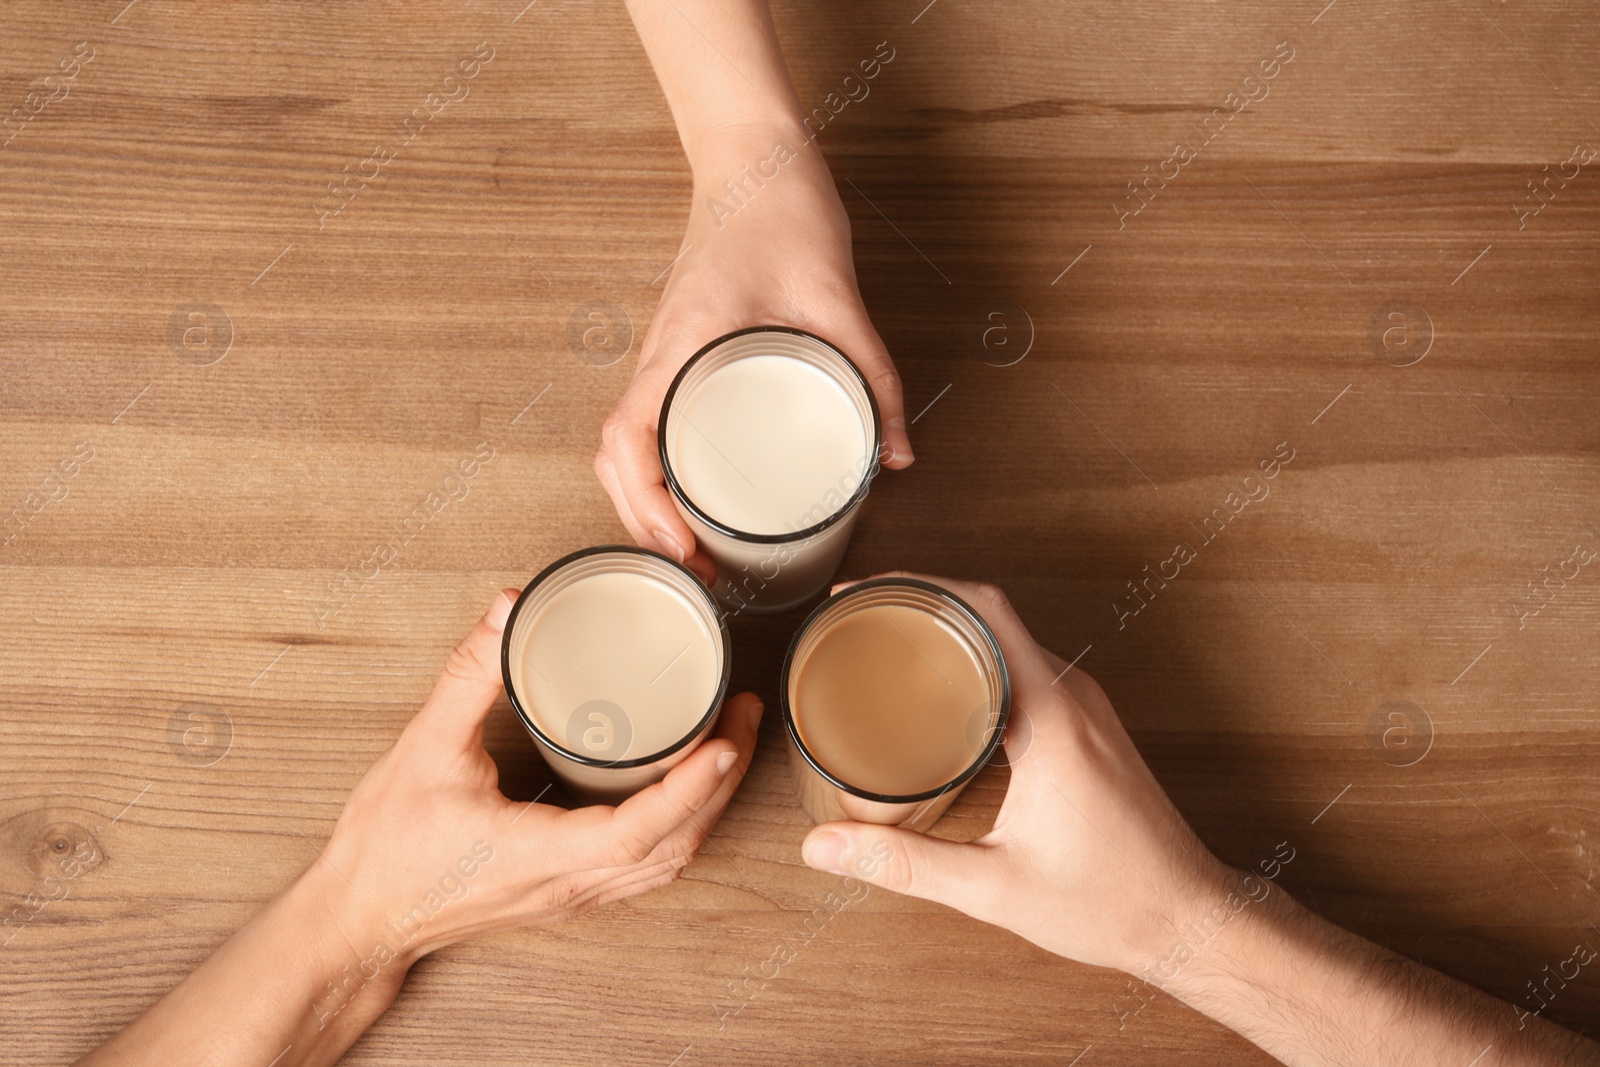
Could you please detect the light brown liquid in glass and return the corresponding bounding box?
[792,604,990,796]
[508,570,720,759]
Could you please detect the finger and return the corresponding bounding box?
[709,691,762,780]
[598,448,718,585]
[830,316,913,469]
[598,726,743,869]
[660,692,764,845]
[601,387,697,567]
[555,690,754,892]
[585,854,693,912]
[593,449,652,546]
[825,571,1068,759]
[680,548,719,588]
[801,822,994,915]
[410,589,519,750]
[635,692,764,852]
[528,854,694,926]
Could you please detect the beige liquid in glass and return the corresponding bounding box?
[667,353,870,535]
[791,604,991,796]
[508,569,721,760]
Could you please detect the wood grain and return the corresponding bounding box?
[2,1,1598,1063]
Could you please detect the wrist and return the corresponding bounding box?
[1118,863,1284,984]
[170,856,418,1054]
[685,126,849,245]
[686,117,827,190]
[285,855,423,979]
[1138,869,1309,1001]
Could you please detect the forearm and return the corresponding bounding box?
[1159,875,1597,1066]
[623,0,809,175]
[77,860,408,1067]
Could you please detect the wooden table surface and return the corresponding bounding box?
[3,1,1598,1063]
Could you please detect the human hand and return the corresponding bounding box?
[798,574,1234,974]
[316,590,764,965]
[593,127,913,585]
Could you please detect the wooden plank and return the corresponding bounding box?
[1,1,1596,1062]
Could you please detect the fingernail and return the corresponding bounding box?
[714,749,737,776]
[486,591,515,633]
[654,528,687,563]
[747,700,764,732]
[803,831,848,874]
[887,417,913,462]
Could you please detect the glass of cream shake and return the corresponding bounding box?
[501,545,731,804]
[658,326,881,615]
[780,577,1010,830]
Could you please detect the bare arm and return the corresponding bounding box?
[1160,884,1598,1066]
[622,0,807,172]
[74,864,407,1067]
[595,1,912,583]
[76,595,762,1067]
[802,573,1600,1066]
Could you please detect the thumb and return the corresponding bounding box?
[801,821,992,913]
[829,317,913,469]
[411,588,518,750]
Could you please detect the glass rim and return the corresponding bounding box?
[500,544,732,770]
[779,577,1012,805]
[657,325,884,545]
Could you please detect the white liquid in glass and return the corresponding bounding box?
[667,354,870,536]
